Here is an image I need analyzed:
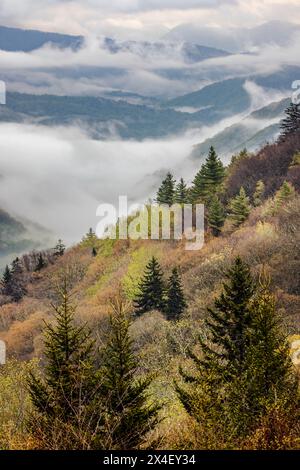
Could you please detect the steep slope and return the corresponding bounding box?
[0,24,83,51]
[191,98,290,158]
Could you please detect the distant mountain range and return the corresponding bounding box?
[191,98,290,159]
[0,24,230,64]
[165,20,300,52]
[0,207,52,267]
[0,24,83,51]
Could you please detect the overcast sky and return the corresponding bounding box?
[0,0,300,39]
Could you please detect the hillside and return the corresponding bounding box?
[191,98,290,158]
[0,130,300,449]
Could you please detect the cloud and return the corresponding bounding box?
[0,122,202,244]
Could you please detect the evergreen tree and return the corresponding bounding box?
[229,186,251,227]
[53,239,66,257]
[274,180,296,210]
[253,180,265,207]
[82,228,98,249]
[207,195,226,236]
[191,147,225,202]
[279,102,300,142]
[226,277,298,436]
[175,178,189,204]
[100,296,160,449]
[165,267,187,321]
[35,253,46,272]
[1,265,12,297]
[92,247,97,257]
[134,257,166,316]
[176,257,255,443]
[10,257,27,302]
[156,172,176,206]
[201,257,255,375]
[27,280,101,449]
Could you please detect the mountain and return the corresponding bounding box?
[0,207,53,267]
[164,20,300,52]
[162,78,251,116]
[103,37,230,64]
[191,98,289,159]
[0,25,83,52]
[0,91,244,139]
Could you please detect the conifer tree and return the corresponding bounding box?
[134,257,166,316]
[279,102,300,142]
[207,195,226,236]
[100,295,160,449]
[274,180,295,210]
[53,239,66,257]
[156,172,176,206]
[253,180,265,207]
[229,186,251,227]
[191,147,225,202]
[176,257,255,442]
[175,178,189,204]
[1,265,12,297]
[226,275,298,436]
[27,280,100,449]
[35,253,47,272]
[165,267,187,321]
[10,257,27,302]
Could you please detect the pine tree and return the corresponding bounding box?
[226,276,298,436]
[279,102,300,142]
[35,253,46,272]
[207,195,226,236]
[156,172,176,206]
[53,239,66,257]
[134,257,166,316]
[175,178,189,204]
[274,180,295,210]
[165,267,187,321]
[191,147,225,202]
[81,228,98,249]
[27,280,100,449]
[10,257,27,302]
[176,257,256,444]
[100,295,160,449]
[229,186,251,227]
[253,180,265,207]
[1,265,12,297]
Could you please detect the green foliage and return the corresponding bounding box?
[165,267,187,321]
[290,151,300,167]
[134,257,166,316]
[35,253,46,272]
[156,172,176,206]
[27,280,100,449]
[207,195,226,236]
[81,228,98,248]
[99,296,160,449]
[253,180,265,207]
[191,146,225,203]
[274,180,296,210]
[175,178,189,204]
[0,359,37,450]
[176,259,299,446]
[279,102,300,142]
[229,186,251,227]
[53,239,65,257]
